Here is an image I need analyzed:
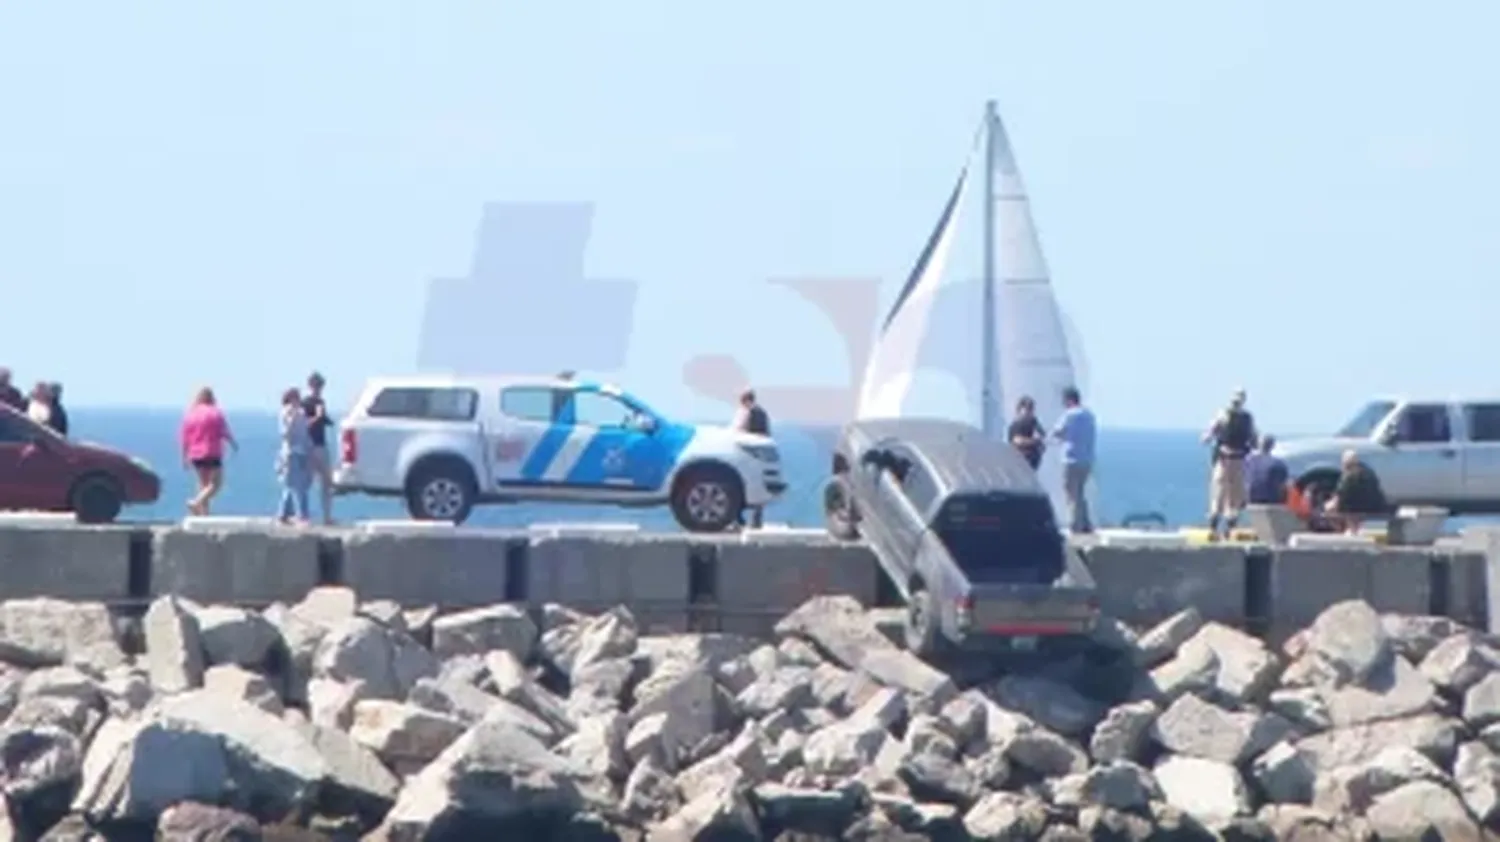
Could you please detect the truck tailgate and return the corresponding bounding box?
[969,582,1098,635]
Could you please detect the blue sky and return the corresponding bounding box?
[1,0,1495,431]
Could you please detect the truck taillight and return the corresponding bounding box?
[341,428,357,465]
[955,594,974,631]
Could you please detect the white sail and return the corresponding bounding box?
[990,113,1093,521]
[857,163,973,418]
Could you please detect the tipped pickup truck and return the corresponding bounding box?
[822,417,1100,656]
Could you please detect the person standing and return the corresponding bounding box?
[302,372,335,525]
[1245,434,1289,505]
[0,369,23,411]
[1203,389,1257,539]
[46,383,68,437]
[180,387,237,515]
[277,387,314,525]
[1051,386,1097,534]
[1007,396,1045,470]
[25,382,53,429]
[732,389,771,529]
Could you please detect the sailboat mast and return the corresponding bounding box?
[980,100,1000,438]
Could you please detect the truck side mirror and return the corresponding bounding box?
[1378,427,1398,447]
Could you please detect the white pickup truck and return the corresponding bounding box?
[332,374,786,531]
[1276,396,1500,514]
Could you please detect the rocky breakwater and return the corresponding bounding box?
[0,593,1495,840]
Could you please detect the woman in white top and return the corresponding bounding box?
[25,382,52,428]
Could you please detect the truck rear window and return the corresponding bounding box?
[933,492,1065,584]
[366,387,478,421]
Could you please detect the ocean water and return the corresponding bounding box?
[63,409,1217,529]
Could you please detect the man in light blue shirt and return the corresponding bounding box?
[1051,386,1097,534]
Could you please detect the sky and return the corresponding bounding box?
[1,0,1496,431]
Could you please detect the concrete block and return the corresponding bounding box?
[526,535,692,633]
[1081,546,1246,628]
[1433,548,1488,628]
[0,525,134,601]
[153,528,320,605]
[341,530,515,608]
[1271,547,1430,637]
[712,535,879,636]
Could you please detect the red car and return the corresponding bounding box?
[0,406,161,523]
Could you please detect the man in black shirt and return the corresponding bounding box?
[302,371,335,525]
[1327,449,1386,534]
[0,368,23,412]
[47,383,69,437]
[733,389,770,528]
[1007,396,1045,470]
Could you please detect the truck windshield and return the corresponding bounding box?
[932,492,1065,584]
[1337,401,1396,438]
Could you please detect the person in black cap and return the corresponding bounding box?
[302,371,335,524]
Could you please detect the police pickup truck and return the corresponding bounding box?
[332,375,786,531]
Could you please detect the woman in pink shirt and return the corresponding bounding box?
[180,386,237,515]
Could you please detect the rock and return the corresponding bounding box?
[143,596,205,694]
[1321,653,1437,728]
[156,801,260,840]
[628,666,718,771]
[1151,693,1292,765]
[203,665,283,715]
[555,712,628,781]
[1090,700,1158,764]
[307,678,367,731]
[1136,608,1205,669]
[312,617,437,702]
[430,604,538,662]
[1184,623,1281,704]
[1305,601,1390,686]
[774,595,899,670]
[294,718,400,826]
[1267,687,1332,733]
[0,600,122,670]
[347,700,466,773]
[74,692,326,824]
[1250,741,1316,805]
[194,606,281,668]
[1466,671,1500,729]
[988,674,1103,737]
[857,648,958,706]
[1364,780,1482,840]
[753,782,863,839]
[1154,755,1251,825]
[962,792,1048,841]
[483,650,574,735]
[1140,640,1220,702]
[375,716,607,839]
[651,779,761,840]
[567,657,637,719]
[1293,713,1460,771]
[1383,614,1464,662]
[1311,745,1449,814]
[1081,761,1158,812]
[571,606,638,673]
[1452,741,1500,826]
[1419,632,1500,694]
[1006,727,1089,778]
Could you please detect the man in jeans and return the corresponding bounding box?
[1051,386,1097,534]
[302,371,336,525]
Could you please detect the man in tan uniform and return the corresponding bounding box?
[1203,389,1257,539]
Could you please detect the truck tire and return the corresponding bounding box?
[823,474,860,540]
[670,465,743,533]
[405,460,476,524]
[904,587,942,658]
[71,475,123,525]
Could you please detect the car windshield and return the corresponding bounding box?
[1337,401,1396,438]
[931,492,1065,584]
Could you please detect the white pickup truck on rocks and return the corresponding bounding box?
[0,589,1495,838]
[1279,396,1500,513]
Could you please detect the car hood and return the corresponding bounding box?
[690,425,775,450]
[1273,436,1366,463]
[70,440,154,472]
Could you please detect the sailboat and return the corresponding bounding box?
[856,100,1093,524]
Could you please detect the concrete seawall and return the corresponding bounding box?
[0,520,1493,639]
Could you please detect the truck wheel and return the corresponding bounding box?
[905,587,942,657]
[71,476,123,525]
[823,474,861,541]
[405,462,475,524]
[670,465,743,533]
